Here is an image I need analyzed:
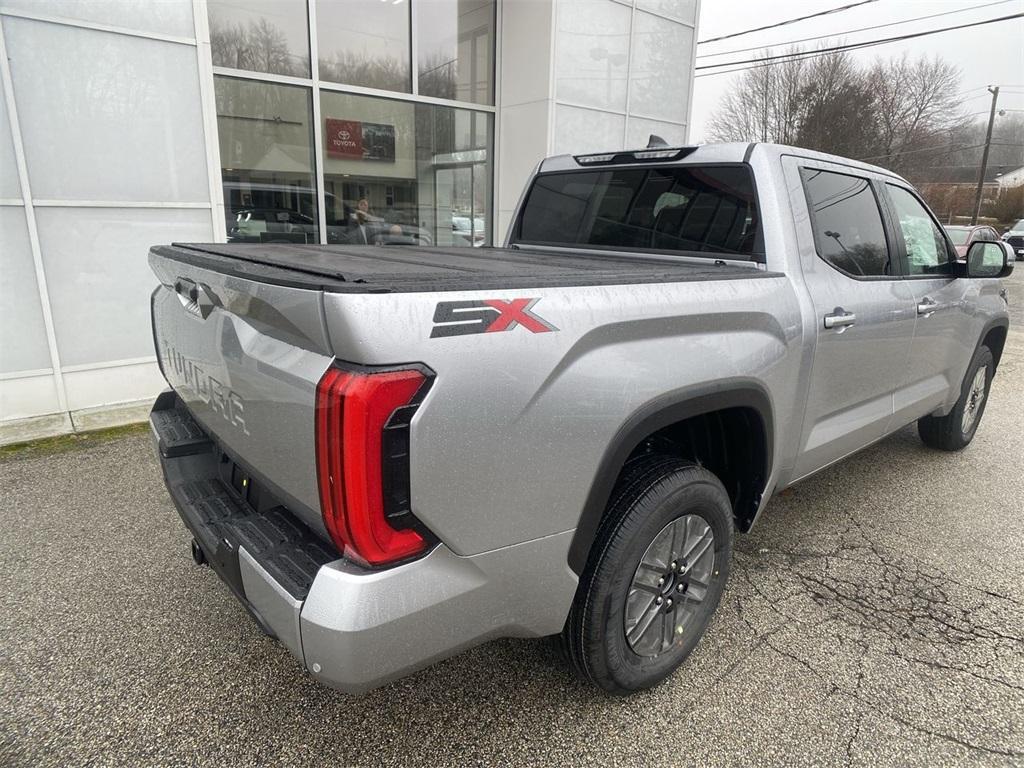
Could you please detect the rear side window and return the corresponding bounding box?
[515,165,762,259]
[800,168,891,277]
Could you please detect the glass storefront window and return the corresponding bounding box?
[214,77,319,244]
[319,90,491,247]
[417,0,494,105]
[208,0,311,77]
[316,0,411,92]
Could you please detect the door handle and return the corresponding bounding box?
[823,309,856,329]
[917,297,945,316]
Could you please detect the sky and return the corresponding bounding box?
[690,0,1024,141]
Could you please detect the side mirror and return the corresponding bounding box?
[965,240,1014,278]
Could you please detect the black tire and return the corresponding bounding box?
[918,345,995,451]
[561,455,733,695]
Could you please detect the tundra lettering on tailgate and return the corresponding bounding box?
[430,298,558,338]
[162,341,250,435]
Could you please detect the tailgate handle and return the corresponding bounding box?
[174,277,218,319]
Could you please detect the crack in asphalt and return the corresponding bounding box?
[730,511,1024,762]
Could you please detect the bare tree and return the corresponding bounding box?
[864,54,965,172]
[707,47,806,143]
[706,49,966,173]
[795,50,875,158]
[986,184,1024,227]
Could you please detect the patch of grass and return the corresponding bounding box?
[0,422,150,461]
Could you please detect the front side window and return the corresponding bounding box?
[886,185,951,276]
[516,165,762,259]
[800,168,890,277]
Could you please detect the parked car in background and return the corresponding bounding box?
[1003,219,1024,260]
[944,224,1000,259]
[452,215,486,247]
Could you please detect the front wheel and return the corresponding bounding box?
[561,456,733,694]
[918,345,994,451]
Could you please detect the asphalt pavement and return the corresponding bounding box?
[3,269,1023,767]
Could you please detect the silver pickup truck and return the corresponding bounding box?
[149,142,1014,695]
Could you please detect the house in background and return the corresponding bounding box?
[995,165,1024,189]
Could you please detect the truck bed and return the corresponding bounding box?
[152,243,776,294]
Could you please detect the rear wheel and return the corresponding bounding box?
[918,345,994,451]
[561,456,733,694]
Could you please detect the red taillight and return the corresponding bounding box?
[315,365,431,567]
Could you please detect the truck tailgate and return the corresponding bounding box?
[149,248,333,539]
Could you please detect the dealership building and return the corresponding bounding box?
[0,0,698,443]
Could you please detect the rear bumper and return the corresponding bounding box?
[151,391,577,693]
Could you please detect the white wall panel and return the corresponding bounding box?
[0,208,51,374]
[62,361,166,412]
[626,116,686,148]
[34,207,212,368]
[555,0,630,113]
[4,17,209,202]
[553,103,624,155]
[628,11,692,123]
[0,374,61,422]
[635,0,697,23]
[2,0,195,38]
[0,76,20,199]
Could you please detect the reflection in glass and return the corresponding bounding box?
[316,0,411,92]
[417,0,495,105]
[208,0,310,77]
[214,77,319,243]
[319,90,491,247]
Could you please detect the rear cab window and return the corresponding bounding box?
[799,167,892,278]
[513,165,763,261]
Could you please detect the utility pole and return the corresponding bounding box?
[971,86,999,225]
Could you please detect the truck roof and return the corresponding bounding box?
[538,142,909,184]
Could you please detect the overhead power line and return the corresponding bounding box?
[694,12,1024,76]
[697,0,878,45]
[696,0,1015,59]
[856,143,986,162]
[697,13,1024,70]
[855,141,1024,163]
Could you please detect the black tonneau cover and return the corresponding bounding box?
[152,242,779,294]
